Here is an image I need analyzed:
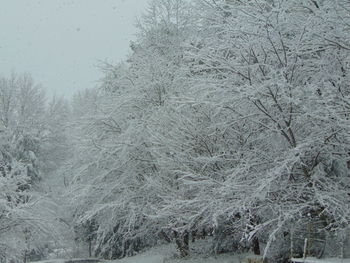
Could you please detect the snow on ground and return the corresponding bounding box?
[291,258,350,263]
[32,260,66,263]
[31,241,246,263]
[32,251,350,263]
[31,240,350,263]
[111,252,245,263]
[109,242,248,263]
[112,254,164,263]
[38,256,350,263]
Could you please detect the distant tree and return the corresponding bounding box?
[0,73,63,262]
[40,96,71,174]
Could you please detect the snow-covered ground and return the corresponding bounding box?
[32,242,249,263]
[32,241,350,263]
[32,250,350,263]
[109,243,247,263]
[112,253,244,263]
[291,258,350,263]
[35,255,350,263]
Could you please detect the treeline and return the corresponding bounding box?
[60,0,350,262]
[0,73,70,261]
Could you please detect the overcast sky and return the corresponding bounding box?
[0,0,150,97]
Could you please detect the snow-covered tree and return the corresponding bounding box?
[182,0,350,260]
[65,0,350,261]
[0,73,64,262]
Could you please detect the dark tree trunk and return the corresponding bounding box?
[159,230,171,243]
[202,228,206,239]
[191,230,197,243]
[89,239,92,257]
[174,231,190,257]
[183,231,189,251]
[252,236,260,255]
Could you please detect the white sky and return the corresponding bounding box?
[0,0,150,97]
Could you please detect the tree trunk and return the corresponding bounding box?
[183,231,189,252]
[174,231,189,257]
[191,230,197,243]
[252,236,260,255]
